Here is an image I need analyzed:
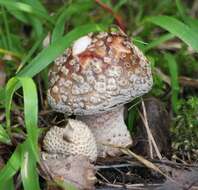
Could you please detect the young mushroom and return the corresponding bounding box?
[47,31,153,157]
[43,119,97,162]
[41,119,97,189]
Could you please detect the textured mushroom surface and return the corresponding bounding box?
[48,31,153,115]
[77,106,132,157]
[40,154,96,190]
[43,119,97,162]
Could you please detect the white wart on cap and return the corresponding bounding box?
[47,31,153,115]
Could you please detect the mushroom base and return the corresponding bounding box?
[77,106,132,157]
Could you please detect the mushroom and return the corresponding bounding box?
[47,31,153,157]
[43,119,97,162]
[41,119,97,189]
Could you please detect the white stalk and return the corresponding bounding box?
[77,106,132,157]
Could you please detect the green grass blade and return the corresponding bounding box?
[17,24,105,78]
[114,0,128,11]
[183,17,198,34]
[147,15,198,52]
[4,76,40,189]
[0,124,11,145]
[22,0,49,15]
[28,15,44,38]
[19,77,39,160]
[0,87,5,108]
[0,142,40,189]
[22,0,49,38]
[1,6,13,50]
[143,33,175,52]
[5,78,18,135]
[0,179,15,190]
[164,53,179,113]
[5,77,39,160]
[175,0,198,33]
[6,5,29,24]
[175,0,186,21]
[127,109,136,131]
[0,0,53,24]
[0,30,8,49]
[21,141,40,190]
[0,145,21,185]
[51,2,93,42]
[16,35,44,73]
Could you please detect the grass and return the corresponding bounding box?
[0,0,197,189]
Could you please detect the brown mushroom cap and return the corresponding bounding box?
[48,32,153,115]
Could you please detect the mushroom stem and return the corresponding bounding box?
[77,105,132,157]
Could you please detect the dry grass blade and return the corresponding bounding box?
[121,148,175,183]
[155,67,198,88]
[139,100,162,160]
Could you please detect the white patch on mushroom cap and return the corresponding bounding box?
[72,36,92,56]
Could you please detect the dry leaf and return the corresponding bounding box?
[40,153,96,190]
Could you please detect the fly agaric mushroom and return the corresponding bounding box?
[43,119,97,162]
[47,31,153,157]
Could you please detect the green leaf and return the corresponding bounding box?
[164,53,179,113]
[18,24,105,78]
[147,16,198,52]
